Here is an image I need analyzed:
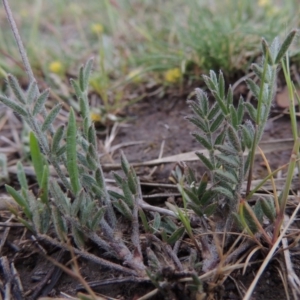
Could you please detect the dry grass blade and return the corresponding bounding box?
[58,293,78,299]
[258,146,279,212]
[138,289,159,300]
[244,201,300,300]
[0,215,13,254]
[104,122,119,153]
[0,256,12,300]
[232,71,255,92]
[148,139,165,177]
[242,246,262,276]
[275,266,290,300]
[100,138,295,170]
[11,262,23,295]
[282,215,300,298]
[228,275,247,299]
[0,110,9,131]
[101,140,146,157]
[34,239,98,300]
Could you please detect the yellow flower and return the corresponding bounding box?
[49,61,63,74]
[127,69,142,83]
[91,23,104,35]
[164,68,181,83]
[20,9,28,18]
[258,0,271,7]
[267,6,280,16]
[258,0,280,16]
[90,111,102,123]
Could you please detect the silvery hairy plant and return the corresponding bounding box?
[182,70,256,237]
[0,0,149,278]
[1,2,202,294]
[1,0,299,297]
[178,30,298,271]
[2,59,148,276]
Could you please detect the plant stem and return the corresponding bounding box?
[245,127,257,197]
[272,138,300,243]
[3,0,67,190]
[281,55,300,177]
[279,138,300,213]
[246,53,276,197]
[37,233,137,276]
[2,0,35,82]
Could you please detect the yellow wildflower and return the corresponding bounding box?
[258,0,271,7]
[127,69,142,83]
[164,68,181,83]
[49,61,63,74]
[91,23,104,35]
[267,6,280,16]
[90,111,102,123]
[20,9,28,18]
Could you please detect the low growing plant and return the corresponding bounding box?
[175,29,300,274]
[1,0,148,278]
[1,1,203,298]
[1,0,300,298]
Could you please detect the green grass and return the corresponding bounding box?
[0,0,299,93]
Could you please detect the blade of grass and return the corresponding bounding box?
[257,146,279,215]
[282,54,300,179]
[243,201,300,300]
